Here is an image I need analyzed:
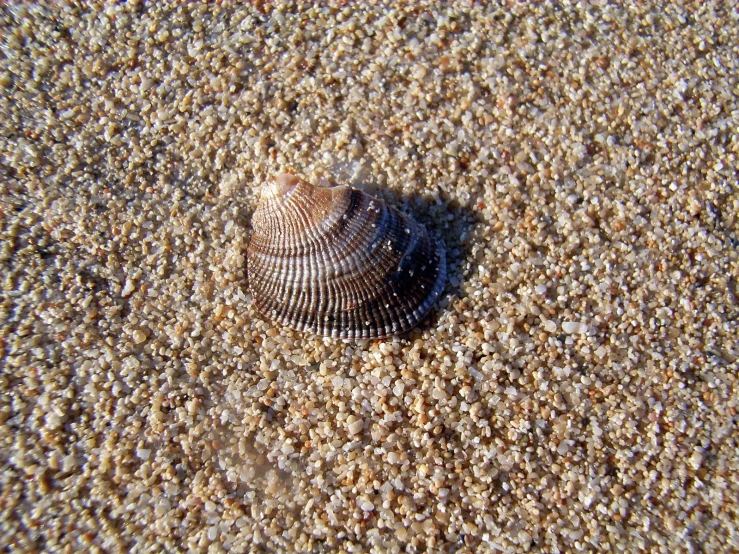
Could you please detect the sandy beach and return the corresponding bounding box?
[1,2,738,552]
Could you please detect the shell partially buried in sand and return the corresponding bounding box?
[246,174,447,339]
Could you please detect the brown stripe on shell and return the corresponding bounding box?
[247,174,447,339]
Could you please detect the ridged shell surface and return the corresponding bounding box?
[247,174,447,339]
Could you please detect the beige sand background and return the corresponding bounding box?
[1,2,738,552]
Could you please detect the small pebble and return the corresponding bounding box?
[562,321,588,335]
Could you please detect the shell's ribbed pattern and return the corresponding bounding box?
[247,174,447,339]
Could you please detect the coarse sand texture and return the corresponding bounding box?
[1,2,738,553]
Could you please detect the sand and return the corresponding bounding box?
[1,2,738,552]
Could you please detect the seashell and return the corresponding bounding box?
[247,174,447,339]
